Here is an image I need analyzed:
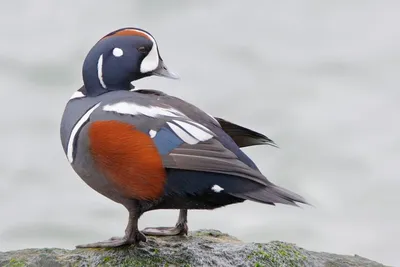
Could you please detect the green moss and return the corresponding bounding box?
[102,256,111,263]
[118,258,190,267]
[194,229,224,237]
[248,242,307,267]
[5,258,26,267]
[99,253,190,267]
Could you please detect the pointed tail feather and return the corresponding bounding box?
[215,117,278,148]
[231,185,308,207]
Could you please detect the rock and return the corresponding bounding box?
[0,229,388,267]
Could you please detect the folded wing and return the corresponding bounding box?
[92,95,307,206]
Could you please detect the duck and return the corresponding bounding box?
[60,27,307,248]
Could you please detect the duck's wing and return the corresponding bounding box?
[132,89,277,148]
[87,96,306,206]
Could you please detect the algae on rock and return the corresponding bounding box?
[0,229,388,267]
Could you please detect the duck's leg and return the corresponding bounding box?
[142,209,188,236]
[76,207,146,248]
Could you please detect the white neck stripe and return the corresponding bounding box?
[97,54,107,89]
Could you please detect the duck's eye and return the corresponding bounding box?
[137,46,149,54]
[112,47,124,57]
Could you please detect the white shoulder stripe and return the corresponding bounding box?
[102,101,215,145]
[103,102,185,118]
[67,102,101,163]
[167,122,198,145]
[173,120,213,141]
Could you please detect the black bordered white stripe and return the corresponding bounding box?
[103,101,185,118]
[166,119,214,145]
[67,102,101,163]
[103,101,215,144]
[172,120,213,141]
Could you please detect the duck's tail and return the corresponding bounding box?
[231,184,309,207]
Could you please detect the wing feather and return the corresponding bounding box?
[93,93,307,206]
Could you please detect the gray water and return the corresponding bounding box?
[0,1,399,266]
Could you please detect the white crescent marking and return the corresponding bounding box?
[67,103,101,163]
[139,32,160,73]
[97,54,107,89]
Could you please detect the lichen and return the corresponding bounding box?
[4,258,26,267]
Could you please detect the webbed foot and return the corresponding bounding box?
[76,231,146,248]
[142,209,188,236]
[142,223,188,236]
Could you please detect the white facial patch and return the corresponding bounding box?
[211,185,224,193]
[67,102,101,163]
[97,54,107,89]
[113,47,124,57]
[138,33,160,73]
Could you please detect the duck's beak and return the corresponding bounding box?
[152,60,180,80]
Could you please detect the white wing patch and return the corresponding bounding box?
[102,101,215,145]
[167,122,199,144]
[103,102,185,118]
[67,102,101,163]
[173,120,213,141]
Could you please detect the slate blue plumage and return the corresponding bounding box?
[153,127,184,155]
[59,27,307,248]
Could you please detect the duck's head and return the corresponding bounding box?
[82,27,178,96]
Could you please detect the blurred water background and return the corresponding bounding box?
[0,0,399,265]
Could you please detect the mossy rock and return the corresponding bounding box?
[0,229,388,267]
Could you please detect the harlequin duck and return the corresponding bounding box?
[60,27,307,248]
